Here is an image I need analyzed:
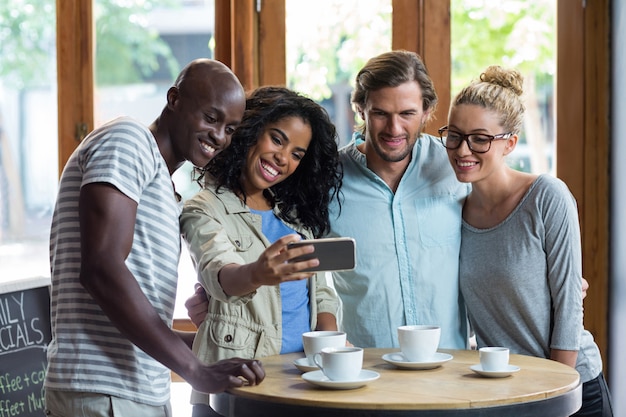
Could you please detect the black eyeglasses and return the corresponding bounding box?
[438,126,512,154]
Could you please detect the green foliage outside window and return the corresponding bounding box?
[0,0,179,89]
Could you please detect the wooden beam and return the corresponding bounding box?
[231,0,257,90]
[56,0,94,173]
[259,0,286,86]
[556,0,611,372]
[392,0,421,52]
[214,0,233,68]
[556,3,585,195]
[392,0,450,135]
[581,0,611,374]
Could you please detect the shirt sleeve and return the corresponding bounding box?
[541,177,584,351]
[180,193,255,304]
[311,272,340,317]
[78,120,157,203]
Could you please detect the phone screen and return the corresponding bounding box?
[288,237,356,272]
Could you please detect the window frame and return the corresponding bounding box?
[55,0,611,367]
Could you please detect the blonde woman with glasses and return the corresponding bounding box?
[442,65,612,417]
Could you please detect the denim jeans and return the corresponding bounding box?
[191,403,224,417]
[571,372,614,417]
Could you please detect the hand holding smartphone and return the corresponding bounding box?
[287,237,356,272]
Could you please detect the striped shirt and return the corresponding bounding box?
[46,117,182,406]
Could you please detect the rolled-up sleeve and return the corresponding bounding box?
[180,198,255,304]
[311,272,340,319]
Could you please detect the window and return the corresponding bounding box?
[4,4,610,367]
[451,0,556,174]
[93,0,216,317]
[286,0,392,146]
[0,0,57,281]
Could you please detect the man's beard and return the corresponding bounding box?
[370,126,422,163]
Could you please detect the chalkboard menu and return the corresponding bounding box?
[0,283,51,417]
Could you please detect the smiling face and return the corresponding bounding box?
[172,77,246,169]
[168,64,246,170]
[242,116,312,197]
[446,104,517,184]
[359,81,429,169]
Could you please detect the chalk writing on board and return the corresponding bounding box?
[0,353,46,416]
[0,291,46,354]
[0,286,51,417]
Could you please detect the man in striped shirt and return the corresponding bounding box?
[45,59,265,417]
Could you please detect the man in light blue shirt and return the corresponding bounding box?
[327,50,471,350]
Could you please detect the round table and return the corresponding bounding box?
[212,348,582,417]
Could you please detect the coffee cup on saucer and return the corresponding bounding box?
[302,331,346,367]
[479,346,509,371]
[314,346,363,381]
[397,325,441,362]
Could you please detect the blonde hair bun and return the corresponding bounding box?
[480,66,524,96]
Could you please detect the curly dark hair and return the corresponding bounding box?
[202,86,343,238]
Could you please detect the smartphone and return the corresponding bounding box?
[287,237,356,272]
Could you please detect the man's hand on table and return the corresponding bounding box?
[188,358,266,393]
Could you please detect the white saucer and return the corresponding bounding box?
[381,352,453,370]
[293,357,319,373]
[301,369,380,389]
[470,364,520,378]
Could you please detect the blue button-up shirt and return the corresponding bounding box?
[328,133,471,349]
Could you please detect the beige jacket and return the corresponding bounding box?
[180,186,339,393]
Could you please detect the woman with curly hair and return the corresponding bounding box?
[180,86,343,417]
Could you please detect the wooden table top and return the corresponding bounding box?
[212,348,582,417]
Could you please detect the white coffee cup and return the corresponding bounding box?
[302,331,347,366]
[314,347,363,381]
[479,347,510,371]
[397,325,441,362]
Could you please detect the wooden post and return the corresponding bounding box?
[557,0,611,373]
[392,0,450,135]
[56,0,94,173]
[231,0,257,90]
[259,0,286,87]
[214,0,233,68]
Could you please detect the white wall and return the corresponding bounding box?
[610,1,625,414]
